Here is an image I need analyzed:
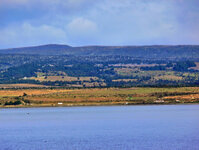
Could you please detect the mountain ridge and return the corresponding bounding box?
[0,44,199,59]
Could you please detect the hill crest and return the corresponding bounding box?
[0,44,199,59]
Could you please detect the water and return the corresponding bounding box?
[0,105,199,150]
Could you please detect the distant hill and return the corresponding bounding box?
[0,44,199,59]
[0,44,71,55]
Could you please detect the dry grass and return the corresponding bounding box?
[115,68,137,76]
[110,63,159,67]
[164,94,199,100]
[0,89,69,97]
[0,87,199,106]
[154,75,183,81]
[0,84,48,88]
[30,76,99,82]
[190,62,199,71]
[112,79,137,82]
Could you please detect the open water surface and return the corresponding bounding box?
[0,105,199,150]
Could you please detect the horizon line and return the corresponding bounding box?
[1,43,199,50]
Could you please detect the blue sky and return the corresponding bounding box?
[0,0,199,48]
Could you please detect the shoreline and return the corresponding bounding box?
[1,87,198,109]
[1,102,199,109]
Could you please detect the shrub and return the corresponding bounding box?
[4,100,22,105]
[23,93,28,97]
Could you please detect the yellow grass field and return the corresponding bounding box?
[30,76,99,82]
[0,89,68,97]
[0,84,49,88]
[0,87,199,107]
[112,79,137,82]
[154,75,183,81]
[190,62,199,71]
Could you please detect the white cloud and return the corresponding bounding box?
[0,23,68,48]
[65,17,99,46]
[0,0,199,48]
[67,18,98,35]
[84,0,179,45]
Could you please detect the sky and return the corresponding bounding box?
[0,0,199,48]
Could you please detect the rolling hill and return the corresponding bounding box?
[0,44,199,60]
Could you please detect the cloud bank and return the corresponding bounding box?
[0,0,199,48]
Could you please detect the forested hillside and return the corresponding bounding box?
[0,45,199,60]
[0,45,198,88]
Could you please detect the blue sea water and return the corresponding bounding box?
[0,105,199,150]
